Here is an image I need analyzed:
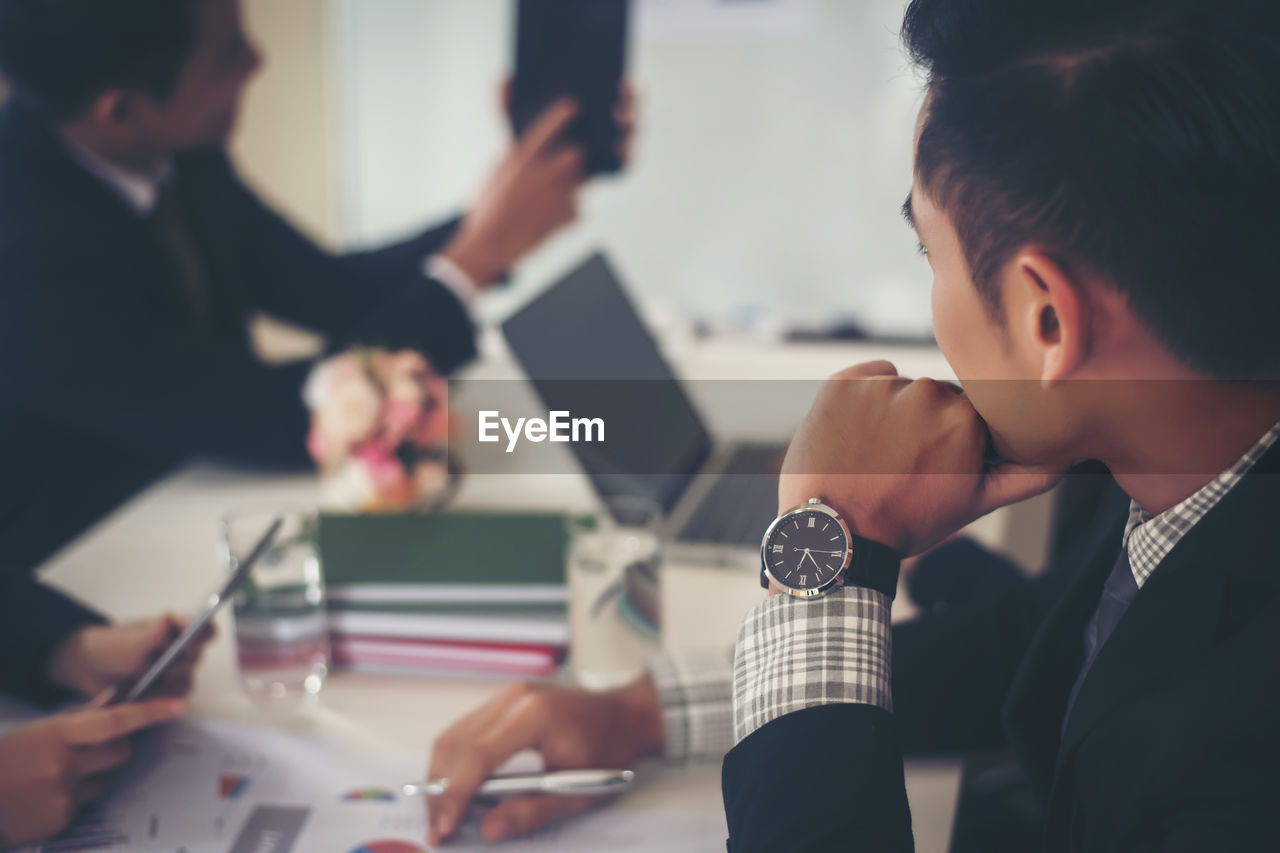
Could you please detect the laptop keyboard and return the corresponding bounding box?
[675,444,785,546]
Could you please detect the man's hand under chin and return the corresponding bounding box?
[779,361,1066,557]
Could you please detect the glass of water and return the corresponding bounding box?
[221,507,329,703]
[567,496,665,689]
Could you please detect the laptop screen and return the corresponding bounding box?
[501,252,712,513]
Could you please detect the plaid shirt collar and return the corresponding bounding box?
[1123,420,1280,588]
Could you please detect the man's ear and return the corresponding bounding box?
[1009,252,1089,388]
[87,90,136,127]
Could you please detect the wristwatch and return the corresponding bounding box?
[759,498,901,600]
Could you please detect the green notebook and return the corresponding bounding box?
[318,511,570,606]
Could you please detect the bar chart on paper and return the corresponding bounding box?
[24,719,726,853]
[24,720,433,853]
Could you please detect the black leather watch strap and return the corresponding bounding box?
[759,534,902,598]
[843,536,902,599]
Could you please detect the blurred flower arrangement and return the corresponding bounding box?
[304,348,456,512]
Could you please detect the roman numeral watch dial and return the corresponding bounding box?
[760,499,852,598]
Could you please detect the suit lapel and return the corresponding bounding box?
[5,98,234,339]
[1053,544,1223,763]
[1015,443,1280,853]
[1004,443,1280,799]
[1002,497,1124,793]
[4,99,201,327]
[1054,444,1280,768]
[171,156,246,333]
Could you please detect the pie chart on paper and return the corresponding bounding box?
[347,841,426,853]
[341,786,397,802]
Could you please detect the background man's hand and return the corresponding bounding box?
[426,674,663,845]
[47,614,212,700]
[440,81,638,290]
[439,98,586,289]
[0,698,187,847]
[779,361,1064,556]
[499,79,638,168]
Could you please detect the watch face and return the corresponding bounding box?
[763,509,850,593]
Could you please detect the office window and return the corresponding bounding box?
[334,0,930,336]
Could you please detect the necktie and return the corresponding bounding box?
[148,177,214,336]
[1061,547,1140,734]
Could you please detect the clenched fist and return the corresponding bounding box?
[779,361,1064,556]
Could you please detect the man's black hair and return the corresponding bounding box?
[902,0,1280,379]
[0,0,201,120]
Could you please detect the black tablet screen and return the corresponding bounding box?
[511,0,630,176]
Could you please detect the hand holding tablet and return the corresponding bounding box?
[104,517,283,706]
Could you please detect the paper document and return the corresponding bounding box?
[26,719,725,852]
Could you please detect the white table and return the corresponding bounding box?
[28,337,972,851]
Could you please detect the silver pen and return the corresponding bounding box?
[401,769,635,799]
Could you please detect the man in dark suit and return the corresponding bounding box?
[719,0,1280,849]
[421,0,1280,850]
[0,0,601,578]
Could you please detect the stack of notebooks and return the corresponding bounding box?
[318,511,570,678]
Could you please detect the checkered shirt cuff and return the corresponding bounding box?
[733,586,893,744]
[648,648,736,762]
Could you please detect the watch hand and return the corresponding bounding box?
[802,550,822,570]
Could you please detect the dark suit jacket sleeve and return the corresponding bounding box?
[722,703,914,852]
[0,573,104,706]
[204,154,477,373]
[341,217,463,282]
[0,234,317,467]
[892,566,1071,754]
[1128,819,1280,853]
[0,161,474,468]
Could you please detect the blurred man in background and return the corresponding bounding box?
[0,7,618,839]
[0,0,620,576]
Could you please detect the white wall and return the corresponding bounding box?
[234,0,341,247]
[334,0,932,336]
[233,0,339,360]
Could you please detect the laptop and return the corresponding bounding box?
[502,252,785,568]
